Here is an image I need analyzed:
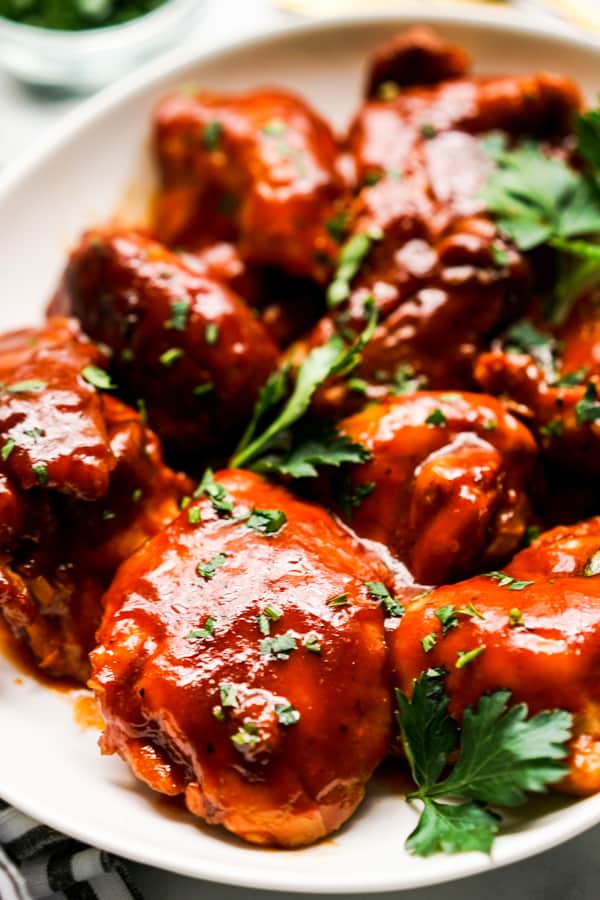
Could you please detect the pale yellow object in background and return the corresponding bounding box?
[536,0,600,31]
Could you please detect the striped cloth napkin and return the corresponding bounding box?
[0,801,141,900]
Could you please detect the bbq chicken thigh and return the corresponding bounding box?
[153,88,345,282]
[293,30,582,415]
[0,318,190,681]
[91,469,393,847]
[391,516,600,796]
[54,228,279,456]
[331,391,537,584]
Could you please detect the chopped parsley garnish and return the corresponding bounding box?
[205,323,220,346]
[304,632,321,654]
[338,477,375,520]
[159,347,184,367]
[256,605,283,636]
[435,605,459,635]
[325,212,350,244]
[165,299,190,331]
[483,419,497,432]
[363,170,382,187]
[188,507,202,525]
[456,647,486,669]
[260,631,297,660]
[377,80,401,101]
[231,722,260,748]
[5,379,46,394]
[575,382,600,424]
[524,525,541,546]
[327,228,383,308]
[185,617,214,641]
[364,581,405,617]
[491,243,510,267]
[32,463,48,485]
[212,705,225,721]
[231,300,377,469]
[396,670,572,856]
[553,366,588,387]
[584,549,600,576]
[425,409,447,427]
[195,468,233,517]
[391,364,426,395]
[509,608,525,627]
[275,703,300,726]
[196,552,228,580]
[539,418,564,438]
[136,398,148,424]
[421,632,437,653]
[484,571,534,591]
[327,592,349,608]
[1,439,15,461]
[246,508,287,535]
[102,509,116,521]
[132,488,143,503]
[202,120,222,151]
[193,383,214,397]
[81,366,116,391]
[420,123,437,139]
[219,683,238,707]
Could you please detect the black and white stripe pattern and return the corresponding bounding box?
[0,802,142,900]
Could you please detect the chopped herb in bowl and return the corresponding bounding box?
[0,0,167,30]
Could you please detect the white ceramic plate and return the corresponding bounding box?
[1,8,600,894]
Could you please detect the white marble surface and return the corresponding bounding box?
[0,0,598,897]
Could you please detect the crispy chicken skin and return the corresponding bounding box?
[90,469,393,847]
[53,229,279,455]
[153,88,344,281]
[391,517,600,796]
[332,392,537,584]
[0,318,190,681]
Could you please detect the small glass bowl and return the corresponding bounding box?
[0,0,201,93]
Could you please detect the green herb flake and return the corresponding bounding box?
[1,438,16,461]
[186,617,215,641]
[260,631,297,660]
[202,120,222,151]
[165,298,190,332]
[102,509,116,521]
[131,488,143,503]
[261,118,287,137]
[483,419,498,432]
[377,81,401,101]
[246,508,287,535]
[491,243,510,267]
[275,703,300,726]
[435,605,459,635]
[485,571,534,591]
[456,646,486,669]
[188,507,202,525]
[205,323,220,346]
[363,170,382,187]
[137,398,148,425]
[327,231,383,308]
[539,418,564,437]
[575,382,600,424]
[304,632,322,654]
[553,366,588,387]
[231,722,260,748]
[193,383,214,397]
[197,552,228,580]
[584,549,600,576]
[420,123,437,139]
[195,469,234,517]
[456,602,485,621]
[421,632,438,653]
[159,347,184,368]
[364,581,405,617]
[212,705,225,721]
[326,212,350,244]
[32,463,49,485]
[81,366,116,391]
[219,683,238,708]
[425,409,447,427]
[6,379,47,394]
[327,592,349,608]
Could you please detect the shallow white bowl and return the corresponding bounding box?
[1,8,600,895]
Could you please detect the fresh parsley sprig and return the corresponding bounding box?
[396,670,573,856]
[230,300,377,470]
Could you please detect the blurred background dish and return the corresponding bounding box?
[0,0,201,91]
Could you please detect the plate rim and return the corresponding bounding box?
[1,6,600,893]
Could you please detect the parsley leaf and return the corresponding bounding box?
[502,320,557,382]
[194,468,234,517]
[584,549,600,576]
[484,571,534,591]
[327,228,383,308]
[185,617,215,641]
[365,581,405,617]
[252,423,371,480]
[231,301,377,469]
[5,379,47,394]
[196,552,227,580]
[396,671,573,856]
[275,703,300,726]
[260,631,297,660]
[575,382,600,424]
[165,299,190,332]
[245,508,287,535]
[406,799,499,857]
